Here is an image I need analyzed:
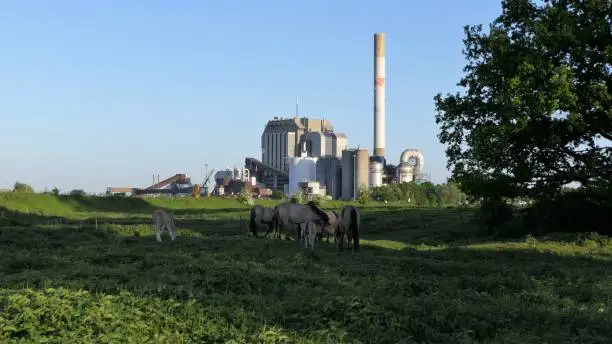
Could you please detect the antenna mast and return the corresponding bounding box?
[296,96,299,117]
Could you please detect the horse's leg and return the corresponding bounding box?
[335,227,343,252]
[277,221,284,240]
[263,223,273,238]
[155,223,163,242]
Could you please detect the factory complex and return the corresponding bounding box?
[107,33,427,200]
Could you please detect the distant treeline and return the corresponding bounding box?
[369,182,467,207]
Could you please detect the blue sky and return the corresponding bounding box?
[0,0,503,193]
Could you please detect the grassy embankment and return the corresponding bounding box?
[0,193,610,343]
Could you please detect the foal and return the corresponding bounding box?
[300,221,318,252]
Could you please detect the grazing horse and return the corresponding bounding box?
[249,205,276,238]
[271,201,331,240]
[301,221,318,251]
[318,210,340,243]
[152,209,177,242]
[336,205,360,251]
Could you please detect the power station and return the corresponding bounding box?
[106,32,427,199]
[242,32,427,200]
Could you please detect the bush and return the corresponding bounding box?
[69,189,86,196]
[358,185,370,204]
[271,190,284,200]
[523,187,611,235]
[370,182,468,206]
[13,182,34,193]
[475,198,515,235]
[236,189,254,206]
[290,191,304,204]
[305,194,328,206]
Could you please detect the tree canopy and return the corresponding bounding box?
[434,0,611,201]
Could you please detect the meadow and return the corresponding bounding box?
[0,193,611,343]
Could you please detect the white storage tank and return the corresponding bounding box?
[369,161,383,187]
[288,156,318,196]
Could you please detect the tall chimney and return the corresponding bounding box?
[374,32,386,159]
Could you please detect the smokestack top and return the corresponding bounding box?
[374,32,385,57]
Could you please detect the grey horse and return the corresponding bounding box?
[336,205,360,252]
[249,205,276,238]
[271,201,331,240]
[317,210,340,243]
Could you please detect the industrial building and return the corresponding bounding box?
[106,173,195,197]
[246,115,348,192]
[341,148,370,200]
[240,32,429,200]
[316,156,342,200]
[397,149,425,183]
[260,116,347,172]
[285,143,319,196]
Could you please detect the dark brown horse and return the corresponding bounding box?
[249,205,276,238]
[336,205,360,251]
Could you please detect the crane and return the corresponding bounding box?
[192,169,215,198]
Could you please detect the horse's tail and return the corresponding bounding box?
[249,207,258,238]
[351,207,360,251]
[268,206,279,238]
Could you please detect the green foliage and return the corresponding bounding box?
[0,199,610,342]
[357,185,370,204]
[304,194,328,206]
[271,190,284,200]
[69,189,86,196]
[13,182,33,193]
[434,0,611,235]
[51,187,60,196]
[290,190,304,204]
[236,189,254,206]
[371,182,468,207]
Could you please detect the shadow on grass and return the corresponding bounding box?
[54,195,249,216]
[1,206,612,343]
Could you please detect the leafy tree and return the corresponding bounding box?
[13,182,33,193]
[438,182,467,206]
[51,187,60,196]
[434,0,611,235]
[69,189,86,196]
[434,0,611,202]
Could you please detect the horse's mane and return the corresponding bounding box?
[306,201,330,223]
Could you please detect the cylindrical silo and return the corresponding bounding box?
[369,161,383,187]
[355,149,369,193]
[341,150,355,200]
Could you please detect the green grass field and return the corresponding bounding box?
[0,193,611,343]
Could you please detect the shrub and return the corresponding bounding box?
[290,191,304,204]
[358,185,370,204]
[13,182,33,193]
[475,198,515,235]
[305,194,328,206]
[271,190,284,200]
[236,189,254,206]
